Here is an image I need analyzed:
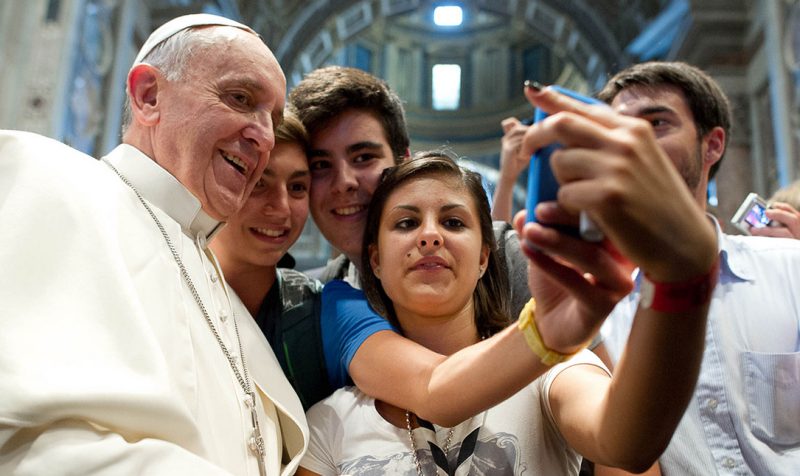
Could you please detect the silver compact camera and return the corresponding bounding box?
[731,192,772,234]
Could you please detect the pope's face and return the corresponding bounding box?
[152,27,286,220]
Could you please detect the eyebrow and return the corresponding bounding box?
[261,169,310,179]
[219,77,266,93]
[308,141,385,159]
[634,105,677,116]
[346,141,384,154]
[392,203,467,213]
[307,149,329,159]
[218,77,283,111]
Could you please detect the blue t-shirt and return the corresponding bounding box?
[321,279,395,387]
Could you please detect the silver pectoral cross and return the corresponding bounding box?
[245,392,267,476]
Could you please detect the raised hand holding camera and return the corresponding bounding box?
[518,82,717,291]
[525,83,605,242]
[731,192,772,234]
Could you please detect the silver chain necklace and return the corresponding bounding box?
[405,335,487,475]
[103,159,267,476]
[405,410,455,476]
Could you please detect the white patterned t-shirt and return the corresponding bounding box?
[300,349,607,475]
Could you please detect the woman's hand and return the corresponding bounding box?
[513,84,717,353]
[749,201,800,239]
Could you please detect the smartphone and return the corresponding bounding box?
[731,192,772,234]
[525,85,605,241]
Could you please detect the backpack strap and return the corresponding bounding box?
[276,268,332,410]
[492,220,514,268]
[316,254,350,283]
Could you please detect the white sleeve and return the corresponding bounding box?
[0,421,232,475]
[299,400,343,476]
[0,131,232,475]
[600,288,640,364]
[538,349,611,444]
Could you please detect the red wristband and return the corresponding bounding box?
[639,257,720,313]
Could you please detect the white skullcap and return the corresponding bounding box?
[133,13,256,65]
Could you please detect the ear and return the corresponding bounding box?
[369,243,381,279]
[703,126,725,170]
[478,244,490,278]
[127,64,162,127]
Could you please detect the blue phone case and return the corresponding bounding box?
[525,85,605,239]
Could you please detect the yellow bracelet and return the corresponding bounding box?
[517,298,581,366]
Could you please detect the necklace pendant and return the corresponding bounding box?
[246,392,267,476]
[104,161,265,475]
[249,434,267,476]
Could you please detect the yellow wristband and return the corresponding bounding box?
[517,298,581,366]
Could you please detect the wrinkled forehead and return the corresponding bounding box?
[186,29,286,102]
[196,27,277,67]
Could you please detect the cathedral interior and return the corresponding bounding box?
[2,0,799,269]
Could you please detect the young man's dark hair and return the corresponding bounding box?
[597,61,732,179]
[288,66,409,163]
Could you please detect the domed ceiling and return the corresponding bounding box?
[231,0,676,154]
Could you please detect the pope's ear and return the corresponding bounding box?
[127,64,162,126]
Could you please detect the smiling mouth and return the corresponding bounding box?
[253,227,287,238]
[221,151,247,175]
[333,205,365,216]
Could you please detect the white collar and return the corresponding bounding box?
[632,213,746,286]
[103,144,224,243]
[708,213,755,282]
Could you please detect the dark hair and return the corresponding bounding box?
[360,151,512,338]
[288,66,409,163]
[597,61,732,179]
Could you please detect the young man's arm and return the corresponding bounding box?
[515,85,718,471]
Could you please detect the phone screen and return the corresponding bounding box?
[731,192,771,234]
[744,202,770,228]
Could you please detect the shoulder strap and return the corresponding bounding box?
[277,269,332,410]
[492,220,534,317]
[317,254,350,283]
[492,220,514,275]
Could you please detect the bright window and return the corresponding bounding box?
[433,6,463,27]
[432,64,461,110]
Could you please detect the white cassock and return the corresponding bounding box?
[0,130,308,475]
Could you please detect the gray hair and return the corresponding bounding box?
[121,27,219,131]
